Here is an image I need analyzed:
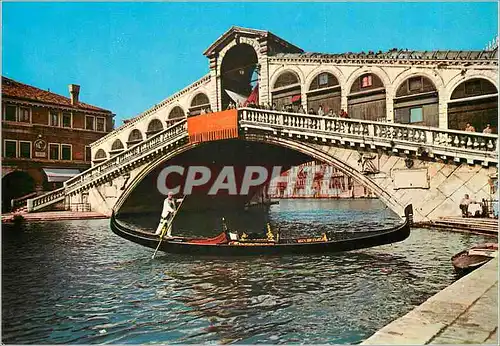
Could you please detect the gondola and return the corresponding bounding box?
[110,205,413,256]
[451,243,498,276]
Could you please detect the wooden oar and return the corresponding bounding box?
[151,196,186,259]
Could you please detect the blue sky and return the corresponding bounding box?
[2,2,497,125]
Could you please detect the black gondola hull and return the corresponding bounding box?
[110,205,413,256]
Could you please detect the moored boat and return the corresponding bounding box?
[451,243,498,276]
[110,205,413,256]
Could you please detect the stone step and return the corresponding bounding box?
[430,220,498,235]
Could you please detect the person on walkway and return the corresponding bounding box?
[155,192,177,236]
[298,105,306,114]
[464,123,475,132]
[317,105,325,116]
[483,124,492,134]
[459,194,474,217]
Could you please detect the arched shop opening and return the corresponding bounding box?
[348,73,386,121]
[189,93,211,116]
[2,171,35,212]
[272,71,302,112]
[127,129,143,148]
[166,106,185,127]
[448,78,498,133]
[146,119,164,138]
[394,76,438,127]
[307,72,341,115]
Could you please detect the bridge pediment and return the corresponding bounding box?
[203,26,303,57]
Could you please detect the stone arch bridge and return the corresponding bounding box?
[28,108,498,223]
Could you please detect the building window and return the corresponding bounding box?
[361,75,372,88]
[19,107,31,123]
[96,117,105,132]
[61,144,72,160]
[4,140,17,158]
[86,116,95,131]
[410,107,423,123]
[62,113,72,128]
[49,144,60,160]
[4,105,17,121]
[19,141,32,158]
[408,77,423,92]
[50,111,60,127]
[318,73,329,87]
[85,146,92,162]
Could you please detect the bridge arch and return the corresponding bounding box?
[114,136,403,218]
[270,69,303,111]
[345,68,389,122]
[127,129,143,148]
[220,43,259,110]
[216,36,261,71]
[447,77,498,133]
[146,118,163,138]
[189,92,211,116]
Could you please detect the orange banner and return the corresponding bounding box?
[187,109,238,143]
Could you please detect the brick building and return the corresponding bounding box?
[1,76,114,211]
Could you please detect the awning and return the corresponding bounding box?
[43,168,81,182]
[225,89,248,105]
[291,94,301,103]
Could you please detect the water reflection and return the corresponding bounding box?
[2,199,493,344]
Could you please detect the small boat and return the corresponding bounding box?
[110,205,413,256]
[451,243,498,276]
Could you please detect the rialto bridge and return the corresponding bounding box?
[27,26,498,223]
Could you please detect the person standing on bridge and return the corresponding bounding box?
[155,192,178,236]
[317,105,325,116]
[465,123,475,132]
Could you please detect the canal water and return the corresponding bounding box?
[2,199,492,344]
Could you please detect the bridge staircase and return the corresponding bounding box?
[27,120,188,212]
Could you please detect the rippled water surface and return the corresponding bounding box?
[2,199,492,344]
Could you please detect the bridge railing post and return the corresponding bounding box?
[425,130,434,145]
[367,124,374,137]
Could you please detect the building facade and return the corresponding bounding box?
[90,26,498,162]
[2,77,114,211]
[268,161,374,199]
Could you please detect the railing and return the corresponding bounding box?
[28,120,188,212]
[27,187,65,212]
[11,192,38,211]
[239,108,498,163]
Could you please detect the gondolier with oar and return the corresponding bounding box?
[152,193,186,259]
[155,192,180,237]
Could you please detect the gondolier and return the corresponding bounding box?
[155,192,178,236]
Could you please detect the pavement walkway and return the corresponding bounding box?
[362,258,498,344]
[2,211,108,223]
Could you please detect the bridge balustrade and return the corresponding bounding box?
[239,108,498,164]
[26,107,498,212]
